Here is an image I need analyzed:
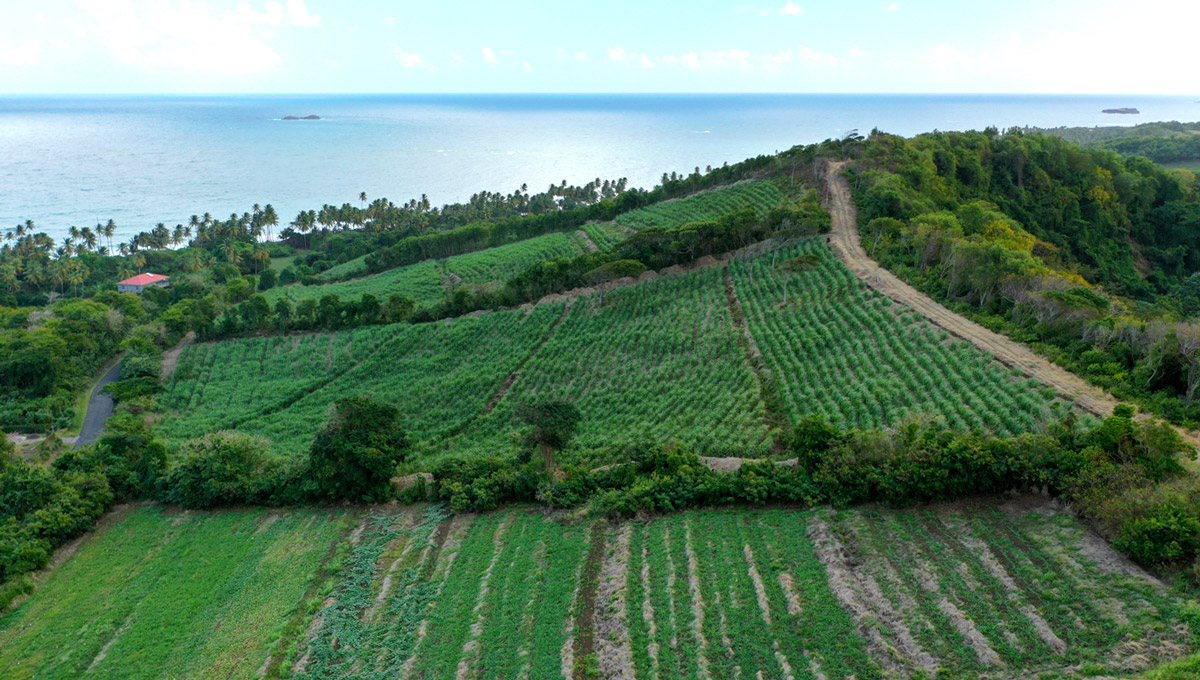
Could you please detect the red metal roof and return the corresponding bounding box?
[117,273,170,286]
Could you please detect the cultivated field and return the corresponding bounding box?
[730,241,1072,434]
[449,265,772,461]
[161,241,1071,463]
[267,231,588,307]
[3,501,1190,679]
[0,505,356,680]
[159,304,566,456]
[615,181,788,232]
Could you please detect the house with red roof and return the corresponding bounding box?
[117,272,170,294]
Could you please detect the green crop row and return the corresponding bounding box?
[448,265,771,464]
[616,181,787,232]
[267,230,588,308]
[3,505,1191,679]
[731,240,1068,435]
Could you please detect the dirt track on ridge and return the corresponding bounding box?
[823,160,1200,447]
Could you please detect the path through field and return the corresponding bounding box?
[824,159,1200,450]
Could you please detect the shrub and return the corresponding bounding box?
[1116,505,1200,565]
[158,432,277,508]
[307,395,409,502]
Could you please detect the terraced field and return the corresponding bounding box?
[3,502,1190,679]
[615,180,788,232]
[161,240,1070,463]
[267,231,588,307]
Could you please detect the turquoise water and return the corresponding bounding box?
[1,94,1196,243]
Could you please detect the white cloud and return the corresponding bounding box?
[381,17,394,25]
[849,45,873,58]
[392,48,424,69]
[448,51,467,65]
[286,0,319,27]
[0,39,43,67]
[76,0,284,75]
[887,2,899,10]
[557,47,589,61]
[482,46,497,63]
[523,60,533,72]
[780,2,802,15]
[919,42,969,71]
[607,46,625,61]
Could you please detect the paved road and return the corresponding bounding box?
[74,362,121,450]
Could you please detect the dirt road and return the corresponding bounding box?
[823,159,1127,419]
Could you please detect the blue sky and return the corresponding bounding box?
[0,0,1196,94]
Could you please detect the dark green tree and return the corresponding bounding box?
[516,400,581,472]
[307,395,409,502]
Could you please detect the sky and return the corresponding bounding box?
[0,0,1197,94]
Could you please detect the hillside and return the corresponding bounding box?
[158,239,1070,465]
[1,501,1192,680]
[9,131,1200,680]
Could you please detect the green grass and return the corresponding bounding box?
[269,254,300,271]
[315,253,369,280]
[0,506,355,680]
[615,180,788,232]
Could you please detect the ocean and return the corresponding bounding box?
[1,94,1197,244]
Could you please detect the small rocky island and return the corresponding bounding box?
[281,114,321,120]
[1101,108,1139,114]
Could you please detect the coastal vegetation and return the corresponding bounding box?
[8,127,1200,678]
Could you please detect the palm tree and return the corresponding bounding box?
[222,241,241,265]
[262,204,279,242]
[251,247,270,273]
[81,226,98,252]
[359,191,367,209]
[104,220,116,252]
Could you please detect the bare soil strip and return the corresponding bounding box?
[597,525,635,680]
[742,544,796,680]
[575,229,600,253]
[947,519,1067,655]
[823,160,1200,448]
[401,516,470,680]
[683,524,713,680]
[160,331,195,381]
[640,535,661,677]
[87,613,134,673]
[465,298,574,427]
[913,560,1002,666]
[572,523,607,680]
[515,539,549,680]
[808,514,939,675]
